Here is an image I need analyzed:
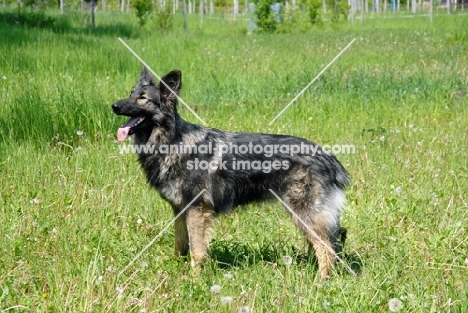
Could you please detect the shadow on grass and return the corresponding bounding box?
[209,240,362,276]
[0,10,140,41]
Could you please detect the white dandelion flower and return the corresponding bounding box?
[238,305,250,313]
[224,272,233,279]
[116,286,124,299]
[282,255,293,265]
[76,130,84,136]
[95,275,103,284]
[210,284,222,294]
[30,198,40,205]
[221,296,233,305]
[388,298,403,312]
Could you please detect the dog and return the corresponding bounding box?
[112,67,350,279]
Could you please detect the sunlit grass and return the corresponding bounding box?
[0,9,467,312]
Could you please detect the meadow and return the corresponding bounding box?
[0,8,467,312]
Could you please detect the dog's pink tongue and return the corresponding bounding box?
[117,127,130,142]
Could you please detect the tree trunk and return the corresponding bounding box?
[60,0,63,13]
[429,0,433,21]
[91,2,96,30]
[361,0,364,24]
[200,0,204,23]
[102,0,106,12]
[233,0,239,20]
[182,0,188,32]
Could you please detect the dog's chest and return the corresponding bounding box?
[139,153,185,205]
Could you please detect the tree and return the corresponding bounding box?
[85,0,98,30]
[133,0,152,26]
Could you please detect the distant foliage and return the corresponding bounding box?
[133,0,153,27]
[305,0,322,25]
[331,0,349,23]
[21,0,53,10]
[5,0,56,28]
[153,0,173,30]
[133,0,173,29]
[254,0,351,33]
[253,0,278,33]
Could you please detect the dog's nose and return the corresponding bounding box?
[112,102,121,113]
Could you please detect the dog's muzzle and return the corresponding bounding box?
[111,100,126,114]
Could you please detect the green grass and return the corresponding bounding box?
[1,8,467,312]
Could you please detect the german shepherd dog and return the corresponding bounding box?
[112,67,350,279]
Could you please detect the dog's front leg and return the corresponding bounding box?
[174,214,189,256]
[186,206,206,267]
[186,203,215,267]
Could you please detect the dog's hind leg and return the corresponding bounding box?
[284,179,345,280]
[305,188,346,280]
[291,210,337,280]
[186,203,215,267]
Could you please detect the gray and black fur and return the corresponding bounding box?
[112,67,350,279]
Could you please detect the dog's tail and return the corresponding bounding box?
[294,153,350,189]
[334,162,350,189]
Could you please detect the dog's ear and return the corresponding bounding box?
[139,66,156,86]
[159,70,182,99]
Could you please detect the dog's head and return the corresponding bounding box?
[112,67,181,142]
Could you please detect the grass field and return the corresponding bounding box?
[0,8,467,312]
